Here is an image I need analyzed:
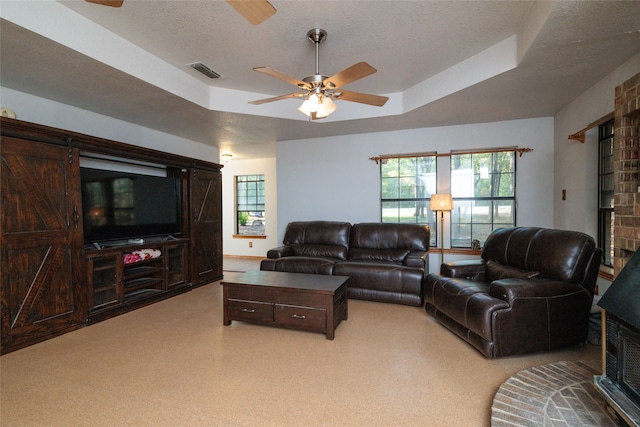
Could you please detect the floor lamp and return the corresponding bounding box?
[430,193,453,265]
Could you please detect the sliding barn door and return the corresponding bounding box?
[1,137,85,353]
[189,168,222,286]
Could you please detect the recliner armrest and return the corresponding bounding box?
[489,278,586,303]
[404,251,428,268]
[266,245,294,259]
[441,260,486,280]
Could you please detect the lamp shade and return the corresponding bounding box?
[298,93,319,115]
[430,193,453,211]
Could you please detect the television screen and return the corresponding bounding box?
[81,167,182,243]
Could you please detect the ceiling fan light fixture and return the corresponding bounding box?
[250,28,387,118]
[298,93,319,115]
[298,94,337,119]
[314,96,337,119]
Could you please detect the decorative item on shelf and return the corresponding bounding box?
[0,108,16,119]
[430,193,454,264]
[123,248,161,264]
[221,153,233,163]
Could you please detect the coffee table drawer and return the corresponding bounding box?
[274,304,326,331]
[227,299,273,323]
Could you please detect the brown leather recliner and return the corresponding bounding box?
[424,227,602,358]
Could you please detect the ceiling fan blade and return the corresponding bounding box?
[85,0,124,7]
[226,0,276,25]
[249,93,305,105]
[333,90,389,107]
[253,67,311,89]
[323,62,377,89]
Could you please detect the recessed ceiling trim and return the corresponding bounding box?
[403,35,519,113]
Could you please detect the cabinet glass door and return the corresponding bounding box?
[166,244,186,287]
[88,254,120,310]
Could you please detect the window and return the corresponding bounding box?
[235,175,265,235]
[380,156,437,246]
[599,119,615,267]
[450,151,516,248]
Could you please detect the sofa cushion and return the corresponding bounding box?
[348,248,410,262]
[260,256,336,275]
[485,260,539,283]
[334,261,423,306]
[350,223,430,251]
[291,244,347,260]
[283,221,351,260]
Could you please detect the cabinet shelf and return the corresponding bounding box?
[124,265,164,281]
[86,242,189,316]
[93,284,116,293]
[92,265,116,272]
[124,277,164,291]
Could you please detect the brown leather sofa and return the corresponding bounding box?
[260,221,430,306]
[424,227,602,358]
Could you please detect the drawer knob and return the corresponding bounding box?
[291,314,306,319]
[242,308,256,313]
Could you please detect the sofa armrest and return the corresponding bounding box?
[404,251,428,268]
[266,245,294,259]
[489,279,587,303]
[441,260,486,281]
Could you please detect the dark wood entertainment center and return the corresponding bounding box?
[1,117,223,354]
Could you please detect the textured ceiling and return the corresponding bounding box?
[1,1,640,159]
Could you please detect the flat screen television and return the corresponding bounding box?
[80,167,182,244]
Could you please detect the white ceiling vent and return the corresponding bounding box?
[187,62,222,79]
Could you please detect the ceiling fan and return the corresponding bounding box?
[84,0,276,25]
[250,28,389,120]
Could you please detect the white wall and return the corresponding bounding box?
[0,87,217,162]
[276,118,554,236]
[221,157,278,257]
[553,51,640,235]
[273,118,554,270]
[552,51,640,295]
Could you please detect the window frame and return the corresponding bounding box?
[598,119,615,267]
[235,174,265,236]
[379,155,437,246]
[449,150,517,248]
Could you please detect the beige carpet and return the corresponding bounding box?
[1,260,601,426]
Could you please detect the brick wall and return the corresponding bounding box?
[614,72,640,274]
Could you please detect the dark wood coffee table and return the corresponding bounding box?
[221,271,349,339]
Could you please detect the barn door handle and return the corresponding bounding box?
[73,206,80,228]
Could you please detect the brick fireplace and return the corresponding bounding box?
[595,71,640,427]
[613,71,640,273]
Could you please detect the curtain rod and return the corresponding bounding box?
[369,147,533,164]
[568,111,614,143]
